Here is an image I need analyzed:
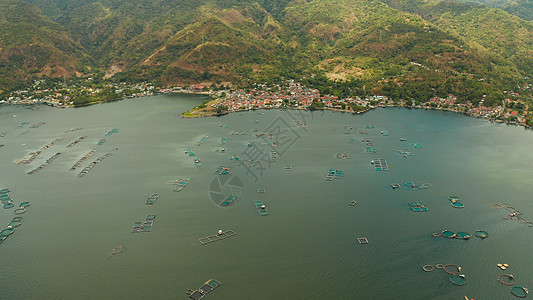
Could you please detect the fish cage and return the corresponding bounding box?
[220,195,239,206]
[444,264,461,275]
[0,228,14,236]
[404,181,432,190]
[214,166,231,175]
[511,286,529,298]
[199,230,236,245]
[253,201,269,216]
[474,230,488,239]
[336,153,350,159]
[449,275,467,286]
[8,221,21,228]
[423,265,434,272]
[365,147,378,154]
[409,202,428,212]
[455,232,471,239]
[372,159,389,171]
[441,231,456,239]
[451,202,464,208]
[105,128,119,136]
[14,208,26,214]
[186,279,222,300]
[185,148,196,156]
[398,149,414,156]
[498,274,517,286]
[357,237,369,244]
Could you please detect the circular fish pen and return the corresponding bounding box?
[455,232,471,239]
[498,274,517,285]
[451,202,464,208]
[474,230,488,239]
[14,208,26,214]
[109,245,125,257]
[442,230,456,239]
[435,264,445,269]
[432,232,441,237]
[423,265,434,272]
[448,196,461,202]
[19,202,30,208]
[449,275,467,286]
[444,264,461,275]
[511,286,529,298]
[0,228,14,236]
[8,221,21,228]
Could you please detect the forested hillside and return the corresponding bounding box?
[0,0,531,104]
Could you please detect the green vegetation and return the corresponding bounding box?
[0,0,531,107]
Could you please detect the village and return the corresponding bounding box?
[1,78,531,127]
[207,80,532,127]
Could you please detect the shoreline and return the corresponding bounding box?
[180,102,532,129]
[3,92,530,129]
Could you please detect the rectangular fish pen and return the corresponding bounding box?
[131,215,156,233]
[145,193,160,205]
[409,202,429,212]
[372,159,389,171]
[171,177,191,192]
[199,230,236,245]
[220,195,239,206]
[197,134,211,146]
[364,147,378,154]
[336,153,350,159]
[253,201,269,216]
[404,181,432,190]
[186,279,222,300]
[184,148,196,156]
[325,169,344,181]
[271,151,278,160]
[214,166,230,175]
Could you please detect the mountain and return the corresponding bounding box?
[382,0,533,75]
[0,0,532,103]
[0,0,92,91]
[446,0,533,21]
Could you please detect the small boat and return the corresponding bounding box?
[349,201,357,206]
[400,138,407,141]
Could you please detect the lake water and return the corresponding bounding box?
[1,94,532,299]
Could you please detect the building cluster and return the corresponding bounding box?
[0,79,156,106]
[218,80,377,112]
[1,77,532,126]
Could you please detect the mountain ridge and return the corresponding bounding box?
[0,0,531,104]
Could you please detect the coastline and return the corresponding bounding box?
[180,103,532,129]
[3,89,530,129]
